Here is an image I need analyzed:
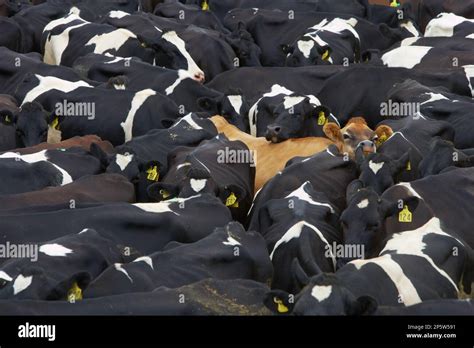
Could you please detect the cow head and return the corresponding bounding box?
[1,102,56,147]
[197,91,249,131]
[356,148,410,195]
[265,97,331,142]
[323,117,393,159]
[339,180,419,263]
[138,30,205,83]
[419,137,474,177]
[224,22,262,67]
[264,273,378,315]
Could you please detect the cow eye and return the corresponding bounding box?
[343,134,351,140]
[372,135,379,141]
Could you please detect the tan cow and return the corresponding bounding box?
[210,116,392,191]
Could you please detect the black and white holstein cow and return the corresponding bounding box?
[83,222,272,298]
[13,73,181,146]
[265,221,473,315]
[247,84,337,141]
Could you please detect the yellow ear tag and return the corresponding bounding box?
[160,189,170,199]
[4,115,11,123]
[274,297,289,313]
[141,42,147,48]
[406,161,411,171]
[202,0,209,10]
[322,50,330,61]
[398,205,412,223]
[225,192,239,208]
[317,111,327,126]
[376,133,388,148]
[67,282,82,302]
[51,116,60,130]
[390,0,400,7]
[146,166,159,181]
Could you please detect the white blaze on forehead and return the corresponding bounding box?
[381,46,431,69]
[86,28,137,54]
[351,255,422,306]
[357,199,369,209]
[22,75,92,104]
[463,65,474,96]
[311,285,332,302]
[420,92,449,105]
[13,274,33,295]
[227,95,243,115]
[43,14,89,65]
[171,113,203,130]
[165,70,193,95]
[283,96,305,109]
[0,150,72,185]
[108,10,130,19]
[39,243,73,257]
[223,234,241,246]
[133,256,154,270]
[114,263,133,283]
[297,39,315,58]
[121,89,156,142]
[161,31,204,79]
[270,221,336,270]
[400,21,420,37]
[369,160,385,175]
[285,182,335,213]
[0,271,12,282]
[425,13,474,37]
[381,217,461,291]
[190,178,207,192]
[115,153,134,171]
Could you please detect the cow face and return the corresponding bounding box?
[225,23,262,67]
[356,149,410,195]
[198,93,249,131]
[265,98,331,142]
[1,102,53,147]
[264,274,377,315]
[285,38,334,67]
[323,117,393,159]
[419,138,474,177]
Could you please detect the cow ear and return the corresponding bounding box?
[0,110,17,125]
[147,182,178,201]
[323,122,343,143]
[139,160,162,182]
[319,46,332,61]
[390,151,410,176]
[346,179,364,202]
[219,184,246,208]
[311,105,331,124]
[349,295,378,315]
[379,195,420,220]
[374,125,393,143]
[263,290,294,315]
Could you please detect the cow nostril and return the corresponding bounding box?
[273,127,281,133]
[194,72,205,83]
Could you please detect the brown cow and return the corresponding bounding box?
[210,116,392,191]
[0,174,135,211]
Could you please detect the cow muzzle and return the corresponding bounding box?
[357,140,376,155]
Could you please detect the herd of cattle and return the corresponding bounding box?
[0,0,473,316]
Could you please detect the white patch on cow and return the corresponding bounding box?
[78,228,90,234]
[114,263,133,283]
[114,84,126,90]
[326,148,336,157]
[463,65,474,96]
[285,182,335,213]
[223,235,241,246]
[133,256,154,270]
[227,95,243,115]
[108,10,130,19]
[120,89,156,142]
[297,39,315,58]
[165,70,192,95]
[0,271,12,282]
[0,150,73,185]
[248,84,294,136]
[133,195,198,214]
[39,243,73,257]
[161,31,204,80]
[357,199,369,209]
[401,21,420,37]
[22,75,92,104]
[381,217,462,292]
[395,182,423,199]
[43,13,89,65]
[190,178,207,192]
[311,285,332,302]
[425,13,474,38]
[13,274,33,295]
[421,92,449,105]
[381,46,431,69]
[270,221,336,270]
[351,255,422,306]
[115,153,134,171]
[369,160,385,175]
[171,113,203,130]
[86,28,137,54]
[104,55,132,64]
[400,37,420,46]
